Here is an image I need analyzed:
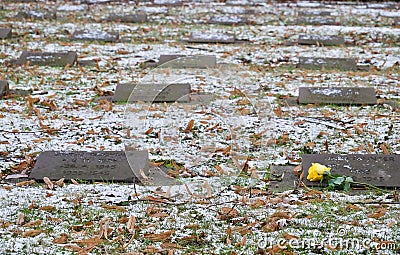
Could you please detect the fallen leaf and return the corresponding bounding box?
[368,208,387,219]
[16,213,25,225]
[144,230,175,242]
[183,119,194,133]
[23,220,42,227]
[282,232,298,240]
[160,242,183,249]
[53,233,69,244]
[127,215,136,234]
[16,180,35,187]
[101,204,127,212]
[40,206,56,212]
[218,207,239,220]
[43,177,54,190]
[23,230,43,237]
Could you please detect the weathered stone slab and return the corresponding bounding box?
[298,10,331,16]
[13,51,77,67]
[153,0,182,6]
[158,55,217,68]
[15,10,56,20]
[298,87,376,105]
[72,31,119,42]
[269,165,300,191]
[296,2,324,8]
[29,151,148,183]
[0,80,9,99]
[298,35,344,46]
[298,57,357,71]
[221,7,255,15]
[0,28,12,39]
[113,83,191,102]
[302,154,400,188]
[367,3,397,9]
[209,16,249,25]
[297,17,337,25]
[187,32,235,44]
[57,4,89,12]
[84,0,110,4]
[106,13,148,23]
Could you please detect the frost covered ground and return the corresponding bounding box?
[0,0,399,254]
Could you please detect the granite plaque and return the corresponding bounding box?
[302,154,400,187]
[153,0,182,6]
[298,35,345,46]
[187,32,235,43]
[106,14,148,23]
[29,151,148,182]
[72,31,119,42]
[0,28,12,39]
[209,16,249,25]
[13,51,77,67]
[221,7,255,15]
[297,17,336,25]
[298,57,357,71]
[158,55,217,68]
[56,4,89,12]
[0,80,9,99]
[298,11,331,16]
[298,87,376,105]
[113,83,191,102]
[15,11,56,20]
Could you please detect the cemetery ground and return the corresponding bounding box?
[0,0,400,254]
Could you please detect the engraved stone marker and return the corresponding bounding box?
[297,17,336,25]
[158,55,217,68]
[72,31,119,42]
[188,32,235,43]
[29,151,148,182]
[209,16,249,25]
[153,0,182,6]
[298,57,357,71]
[298,34,345,46]
[13,51,77,67]
[0,80,9,99]
[0,28,12,39]
[298,87,376,105]
[113,83,191,102]
[106,13,148,23]
[302,154,400,187]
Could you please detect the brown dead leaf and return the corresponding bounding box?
[53,233,69,244]
[43,177,54,190]
[101,204,127,212]
[218,207,239,220]
[380,143,390,154]
[282,232,298,240]
[144,127,154,135]
[262,220,279,232]
[160,242,183,249]
[349,144,364,152]
[16,180,35,187]
[23,230,43,237]
[64,244,82,252]
[33,137,52,143]
[270,211,291,221]
[144,230,175,242]
[127,215,136,234]
[183,119,194,133]
[23,219,42,227]
[293,165,301,175]
[368,208,387,219]
[16,213,25,225]
[345,204,361,212]
[304,141,315,148]
[40,206,56,212]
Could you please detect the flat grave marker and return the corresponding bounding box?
[298,57,358,71]
[106,13,148,23]
[298,34,345,46]
[12,51,77,67]
[72,31,119,42]
[15,10,56,20]
[298,87,376,105]
[0,80,9,99]
[298,10,331,16]
[0,28,12,39]
[302,154,400,188]
[57,4,89,12]
[209,16,249,25]
[297,17,337,25]
[158,55,217,68]
[152,0,182,6]
[29,151,147,183]
[113,83,191,102]
[221,7,255,15]
[187,32,236,44]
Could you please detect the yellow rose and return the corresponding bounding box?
[307,163,331,182]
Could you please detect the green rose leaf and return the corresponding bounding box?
[333,176,345,185]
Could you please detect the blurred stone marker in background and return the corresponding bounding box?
[15,10,56,20]
[209,16,249,25]
[12,51,77,67]
[302,154,400,188]
[72,30,119,42]
[0,80,9,99]
[106,13,148,23]
[113,83,191,102]
[158,55,217,68]
[188,32,236,43]
[298,34,345,46]
[297,17,336,25]
[298,57,357,71]
[298,87,376,105]
[0,28,12,39]
[298,10,331,16]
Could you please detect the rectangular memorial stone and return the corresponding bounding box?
[0,28,12,39]
[298,87,376,105]
[15,10,56,20]
[298,11,331,16]
[158,55,216,68]
[72,31,119,42]
[13,51,77,67]
[0,80,9,99]
[106,13,148,23]
[153,0,182,6]
[302,154,400,188]
[29,151,148,182]
[113,83,190,102]
[298,57,357,71]
[221,7,255,15]
[209,16,249,25]
[297,17,337,25]
[57,4,89,12]
[188,32,235,44]
[298,35,345,46]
